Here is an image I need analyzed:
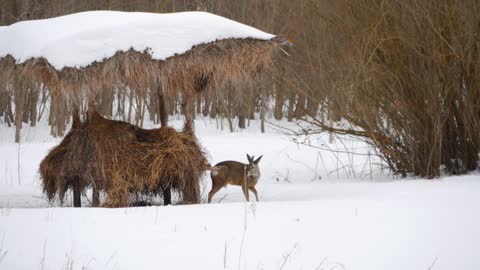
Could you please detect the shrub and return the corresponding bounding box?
[306,0,480,177]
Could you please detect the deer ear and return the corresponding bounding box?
[254,155,263,164]
[246,154,252,162]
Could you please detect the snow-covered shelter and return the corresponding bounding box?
[0,10,281,133]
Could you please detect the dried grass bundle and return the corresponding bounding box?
[1,38,279,102]
[40,112,208,207]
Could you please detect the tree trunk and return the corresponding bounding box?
[260,89,266,133]
[6,94,14,127]
[307,96,319,117]
[202,93,210,117]
[139,99,146,128]
[49,97,55,136]
[134,94,142,127]
[248,93,256,120]
[225,97,234,132]
[238,103,246,129]
[182,94,195,133]
[149,89,157,123]
[116,90,126,121]
[294,95,306,119]
[209,98,217,119]
[287,92,296,122]
[127,91,133,123]
[22,90,30,123]
[157,84,168,128]
[196,94,202,114]
[29,87,38,127]
[56,100,66,137]
[274,83,285,120]
[14,87,26,143]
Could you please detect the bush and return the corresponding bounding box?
[307,0,480,177]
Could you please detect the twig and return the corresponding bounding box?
[285,154,319,177]
[428,257,438,270]
[0,233,8,265]
[237,203,248,270]
[314,257,327,270]
[17,142,21,185]
[224,240,228,269]
[217,194,229,203]
[40,240,47,270]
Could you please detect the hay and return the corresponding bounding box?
[39,112,209,207]
[1,38,281,103]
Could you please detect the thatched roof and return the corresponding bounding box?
[0,11,282,101]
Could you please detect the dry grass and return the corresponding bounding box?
[1,37,281,139]
[1,38,279,103]
[40,111,209,207]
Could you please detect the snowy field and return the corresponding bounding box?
[0,117,479,270]
[1,9,478,270]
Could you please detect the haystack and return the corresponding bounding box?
[40,111,209,207]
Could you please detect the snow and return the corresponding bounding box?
[0,178,479,270]
[1,9,478,270]
[0,117,479,269]
[0,11,275,70]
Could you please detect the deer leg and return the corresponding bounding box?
[208,184,222,203]
[249,186,259,202]
[163,186,172,206]
[241,184,250,202]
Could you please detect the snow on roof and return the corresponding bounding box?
[0,11,275,70]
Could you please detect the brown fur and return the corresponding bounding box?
[208,155,262,203]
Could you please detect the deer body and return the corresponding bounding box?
[208,154,262,203]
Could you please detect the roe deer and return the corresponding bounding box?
[208,154,262,203]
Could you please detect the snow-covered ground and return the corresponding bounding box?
[0,117,479,270]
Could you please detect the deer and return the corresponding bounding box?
[208,154,263,203]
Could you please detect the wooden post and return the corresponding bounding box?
[162,187,171,205]
[92,186,100,207]
[73,176,81,207]
[157,82,172,205]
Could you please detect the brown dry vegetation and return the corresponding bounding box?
[300,0,480,177]
[0,37,279,139]
[2,0,480,177]
[40,111,209,207]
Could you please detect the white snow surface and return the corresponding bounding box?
[0,118,479,270]
[0,11,275,70]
